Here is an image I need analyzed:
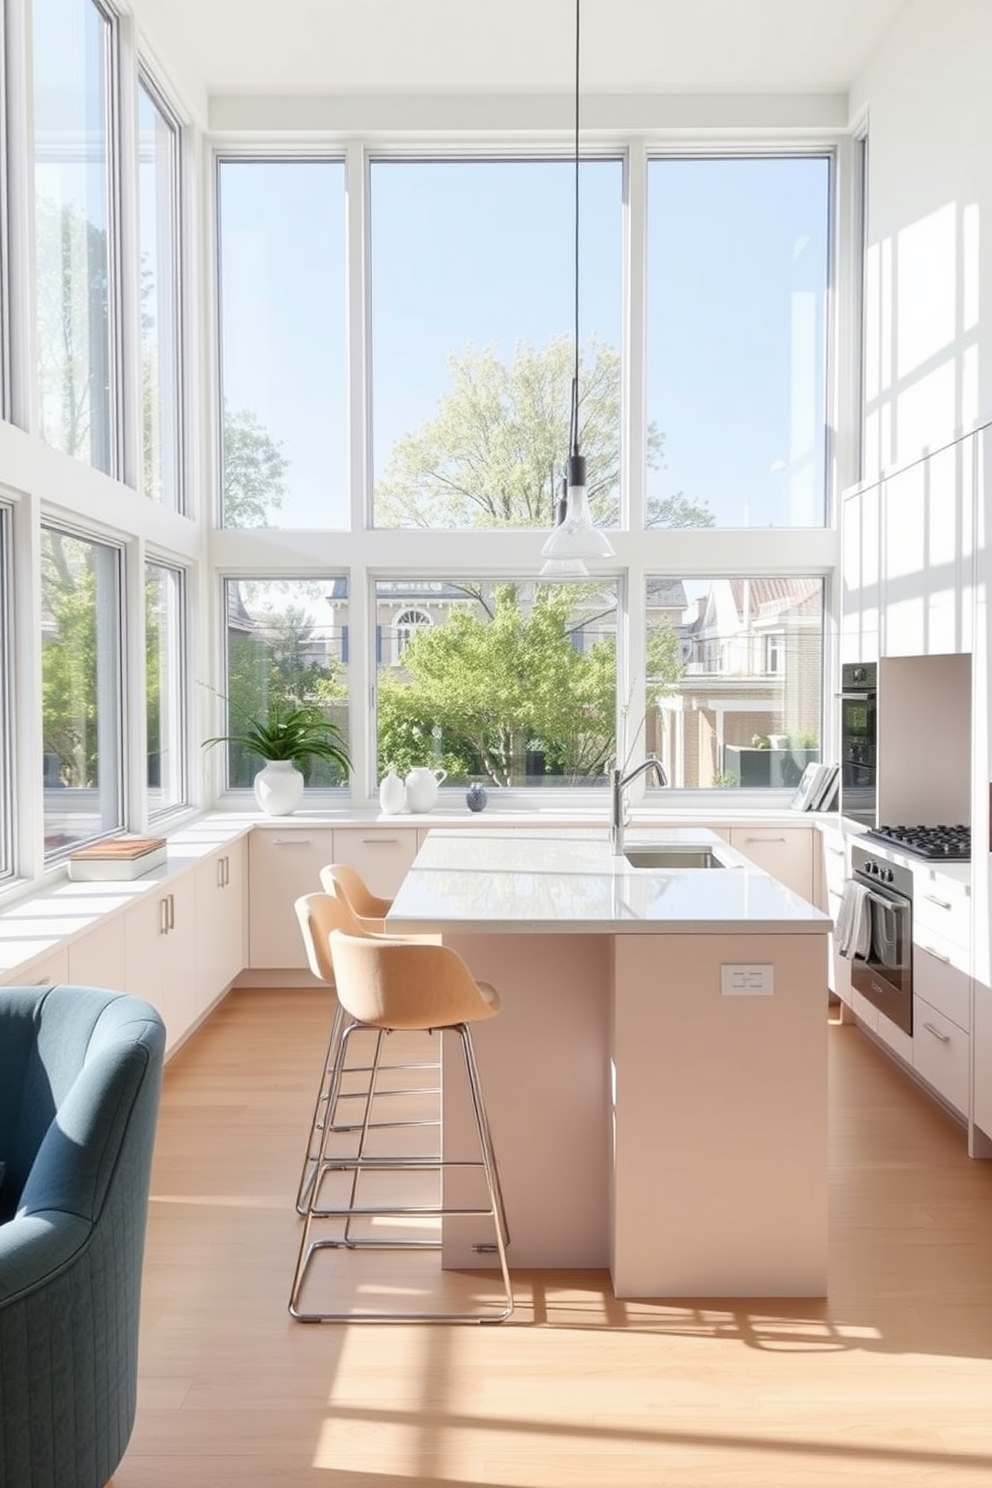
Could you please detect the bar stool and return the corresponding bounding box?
[289,929,513,1324]
[319,862,392,931]
[293,892,439,1216]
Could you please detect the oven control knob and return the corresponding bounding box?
[883,868,893,883]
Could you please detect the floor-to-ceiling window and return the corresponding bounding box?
[33,0,118,473]
[217,157,347,529]
[138,75,184,508]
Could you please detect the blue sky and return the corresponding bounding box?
[219,154,829,531]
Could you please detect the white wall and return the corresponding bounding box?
[852,0,992,477]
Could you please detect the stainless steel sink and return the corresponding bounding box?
[621,846,721,869]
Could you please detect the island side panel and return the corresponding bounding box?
[439,931,611,1269]
[611,932,829,1298]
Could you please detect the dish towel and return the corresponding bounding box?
[836,880,871,959]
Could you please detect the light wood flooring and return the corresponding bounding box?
[114,986,992,1488]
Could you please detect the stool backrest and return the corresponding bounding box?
[328,930,500,1031]
[319,863,392,927]
[294,892,367,983]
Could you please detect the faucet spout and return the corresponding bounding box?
[610,754,668,856]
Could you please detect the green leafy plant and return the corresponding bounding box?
[203,701,351,776]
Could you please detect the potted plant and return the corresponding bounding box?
[203,701,351,816]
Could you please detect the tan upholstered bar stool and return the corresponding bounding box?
[289,929,512,1324]
[319,862,392,931]
[293,893,440,1217]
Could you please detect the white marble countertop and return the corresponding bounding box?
[387,828,832,936]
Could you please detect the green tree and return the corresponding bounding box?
[223,405,289,527]
[41,533,100,787]
[35,198,111,466]
[375,336,713,529]
[377,583,681,789]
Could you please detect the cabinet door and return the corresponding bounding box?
[331,827,419,900]
[195,839,247,1014]
[124,876,198,1056]
[728,827,813,900]
[0,945,69,988]
[67,914,127,991]
[248,828,333,968]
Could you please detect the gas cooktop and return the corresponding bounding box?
[864,823,971,861]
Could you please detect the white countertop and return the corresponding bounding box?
[387,827,832,935]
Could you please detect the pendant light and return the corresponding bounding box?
[540,0,615,578]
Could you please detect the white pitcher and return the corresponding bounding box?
[404,765,447,813]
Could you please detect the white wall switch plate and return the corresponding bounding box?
[720,964,774,995]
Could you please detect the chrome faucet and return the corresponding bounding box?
[610,755,668,856]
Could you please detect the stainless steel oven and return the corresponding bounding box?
[840,662,877,828]
[849,843,913,1035]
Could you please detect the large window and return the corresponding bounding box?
[370,158,623,530]
[646,156,830,529]
[217,159,347,529]
[0,503,12,880]
[146,560,187,817]
[221,577,349,789]
[138,77,183,507]
[33,0,117,473]
[644,575,824,789]
[375,579,617,789]
[42,526,123,854]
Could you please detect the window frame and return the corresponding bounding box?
[144,555,189,820]
[136,67,186,511]
[40,519,125,861]
[0,500,12,881]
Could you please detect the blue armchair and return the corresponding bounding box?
[0,985,165,1488]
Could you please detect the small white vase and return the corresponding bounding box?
[253,759,305,816]
[378,766,407,814]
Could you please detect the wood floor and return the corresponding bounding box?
[114,986,992,1488]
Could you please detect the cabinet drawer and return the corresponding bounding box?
[913,997,969,1116]
[913,926,970,1031]
[913,878,970,945]
[331,827,419,899]
[729,827,813,900]
[819,832,848,901]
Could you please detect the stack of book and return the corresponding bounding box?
[790,762,840,813]
[67,836,168,882]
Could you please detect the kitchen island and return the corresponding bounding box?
[387,826,832,1298]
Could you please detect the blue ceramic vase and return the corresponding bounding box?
[465,783,489,813]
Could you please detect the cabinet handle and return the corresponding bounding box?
[742,835,787,844]
[160,896,170,935]
[167,892,176,931]
[923,893,952,910]
[217,856,226,889]
[919,943,951,965]
[272,838,313,847]
[827,845,845,857]
[223,855,230,886]
[922,1021,951,1043]
[361,837,401,846]
[32,975,56,986]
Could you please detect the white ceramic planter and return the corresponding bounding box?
[253,759,305,816]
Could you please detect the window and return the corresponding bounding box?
[375,578,617,789]
[33,0,117,473]
[0,503,12,880]
[370,158,623,530]
[217,159,347,528]
[646,156,830,528]
[0,7,10,425]
[41,526,123,854]
[138,76,183,507]
[393,607,431,663]
[644,576,823,790]
[145,560,187,817]
[221,577,349,788]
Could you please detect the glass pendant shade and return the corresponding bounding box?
[540,454,615,576]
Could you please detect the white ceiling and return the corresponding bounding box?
[130,0,908,102]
